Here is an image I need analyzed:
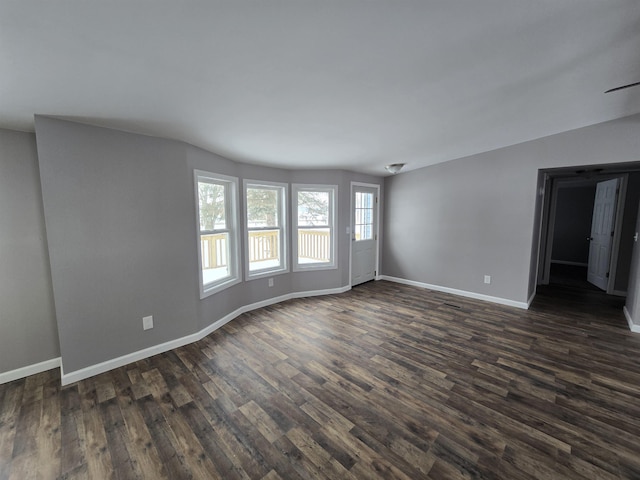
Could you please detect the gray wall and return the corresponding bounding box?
[383,113,640,304]
[0,129,59,373]
[615,173,640,292]
[35,117,381,374]
[36,118,198,372]
[6,111,639,377]
[551,185,595,265]
[626,200,640,326]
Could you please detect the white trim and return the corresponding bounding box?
[244,179,289,280]
[292,184,338,272]
[550,260,588,267]
[611,289,627,297]
[194,170,242,299]
[0,357,61,385]
[623,306,640,333]
[61,334,201,386]
[379,275,529,309]
[60,285,351,386]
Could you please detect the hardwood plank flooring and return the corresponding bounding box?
[2,280,640,479]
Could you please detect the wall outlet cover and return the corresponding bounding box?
[484,275,491,284]
[143,315,153,330]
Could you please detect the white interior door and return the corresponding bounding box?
[587,178,619,290]
[351,185,378,286]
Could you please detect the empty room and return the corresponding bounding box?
[2,2,640,479]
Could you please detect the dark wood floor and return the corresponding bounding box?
[2,280,640,479]
[548,263,600,291]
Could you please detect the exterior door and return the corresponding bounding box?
[587,178,619,290]
[351,185,378,286]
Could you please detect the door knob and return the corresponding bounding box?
[586,236,593,241]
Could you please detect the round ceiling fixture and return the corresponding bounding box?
[385,163,405,174]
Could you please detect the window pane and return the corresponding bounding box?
[297,227,330,264]
[363,208,372,224]
[247,187,278,227]
[200,232,230,284]
[354,190,374,241]
[248,229,281,271]
[198,182,226,230]
[355,214,373,240]
[297,191,329,226]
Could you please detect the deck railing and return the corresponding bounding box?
[201,229,330,270]
[200,233,228,269]
[248,230,279,263]
[298,229,330,262]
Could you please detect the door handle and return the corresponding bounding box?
[586,236,593,241]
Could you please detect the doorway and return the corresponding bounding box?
[350,182,380,287]
[536,164,640,299]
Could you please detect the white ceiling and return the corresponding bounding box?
[2,1,640,176]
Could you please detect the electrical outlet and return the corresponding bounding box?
[268,278,274,287]
[484,275,491,284]
[143,315,153,330]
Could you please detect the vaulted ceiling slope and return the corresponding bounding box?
[1,1,640,175]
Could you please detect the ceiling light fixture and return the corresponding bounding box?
[385,163,405,174]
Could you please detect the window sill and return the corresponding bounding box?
[246,267,289,281]
[200,276,242,299]
[292,263,337,273]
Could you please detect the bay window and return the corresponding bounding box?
[245,180,288,278]
[194,171,240,298]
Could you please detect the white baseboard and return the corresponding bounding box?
[61,285,351,386]
[379,275,529,310]
[610,289,627,298]
[0,357,61,385]
[624,306,640,333]
[550,260,588,267]
[60,333,202,386]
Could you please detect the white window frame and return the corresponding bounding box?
[293,184,337,272]
[194,170,241,299]
[244,179,288,279]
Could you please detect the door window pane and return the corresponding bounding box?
[355,192,374,241]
